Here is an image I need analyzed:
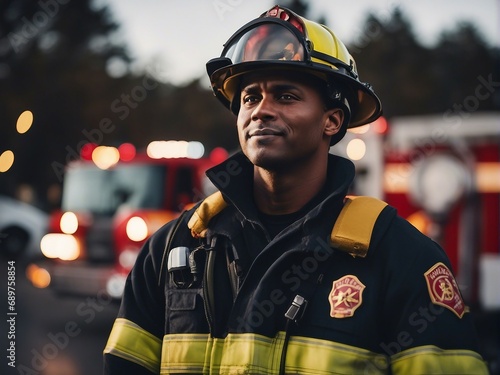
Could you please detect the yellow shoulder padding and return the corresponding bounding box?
[188,193,387,253]
[330,196,388,258]
[188,191,228,238]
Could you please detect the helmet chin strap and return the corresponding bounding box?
[324,83,351,146]
[326,83,351,117]
[230,95,240,115]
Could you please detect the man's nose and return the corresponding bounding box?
[251,96,277,122]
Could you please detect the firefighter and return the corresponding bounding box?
[103,6,488,374]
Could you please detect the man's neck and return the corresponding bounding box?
[253,158,328,215]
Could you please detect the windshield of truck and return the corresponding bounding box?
[61,163,166,215]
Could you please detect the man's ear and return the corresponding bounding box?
[324,108,344,137]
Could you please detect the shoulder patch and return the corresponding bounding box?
[188,191,227,238]
[424,262,466,318]
[330,196,388,258]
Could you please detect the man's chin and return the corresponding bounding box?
[245,150,291,172]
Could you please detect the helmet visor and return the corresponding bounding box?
[222,23,306,64]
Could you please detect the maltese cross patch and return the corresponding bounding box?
[328,275,365,318]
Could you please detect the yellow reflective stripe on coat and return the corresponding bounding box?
[160,332,389,374]
[161,334,209,374]
[104,318,162,373]
[391,345,489,374]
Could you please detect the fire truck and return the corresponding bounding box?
[334,112,500,311]
[28,142,223,299]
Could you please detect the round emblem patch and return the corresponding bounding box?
[424,262,466,318]
[328,275,365,318]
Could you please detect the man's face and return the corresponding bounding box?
[236,72,342,171]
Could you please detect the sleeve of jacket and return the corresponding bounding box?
[379,216,489,374]
[103,221,176,375]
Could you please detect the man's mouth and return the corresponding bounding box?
[248,128,284,138]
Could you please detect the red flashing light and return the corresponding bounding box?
[209,147,229,164]
[372,116,388,134]
[80,143,97,160]
[118,143,136,161]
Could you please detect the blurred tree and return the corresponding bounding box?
[280,0,308,16]
[0,1,497,209]
[349,8,499,118]
[0,0,237,208]
[0,0,131,205]
[119,77,237,154]
[433,22,499,112]
[349,8,435,118]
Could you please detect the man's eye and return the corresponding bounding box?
[243,95,259,104]
[279,94,296,101]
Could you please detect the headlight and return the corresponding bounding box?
[119,249,139,269]
[125,216,148,242]
[40,233,80,261]
[60,211,78,234]
[106,274,127,299]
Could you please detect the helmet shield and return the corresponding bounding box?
[207,5,382,130]
[223,23,305,64]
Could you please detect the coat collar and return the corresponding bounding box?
[201,151,355,227]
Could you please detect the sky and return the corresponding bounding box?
[99,0,500,85]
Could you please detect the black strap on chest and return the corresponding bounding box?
[279,250,335,375]
[158,210,191,287]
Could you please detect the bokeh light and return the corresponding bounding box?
[0,150,15,172]
[126,216,149,242]
[16,110,34,134]
[92,146,120,169]
[118,143,136,161]
[80,143,97,160]
[60,211,79,234]
[348,124,370,134]
[346,139,366,161]
[146,140,205,159]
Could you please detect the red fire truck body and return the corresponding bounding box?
[31,146,218,299]
[335,112,500,310]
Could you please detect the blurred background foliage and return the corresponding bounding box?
[0,0,499,209]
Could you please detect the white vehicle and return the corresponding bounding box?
[0,195,48,262]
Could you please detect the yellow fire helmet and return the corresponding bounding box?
[207,5,382,140]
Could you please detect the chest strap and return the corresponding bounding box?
[188,192,388,257]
